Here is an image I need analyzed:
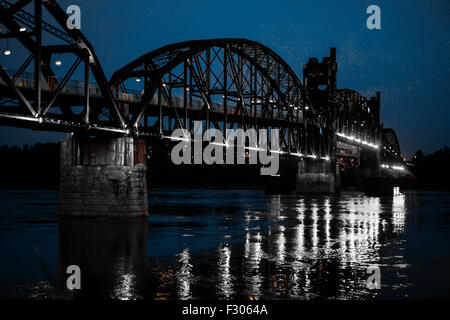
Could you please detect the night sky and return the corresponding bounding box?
[0,0,448,158]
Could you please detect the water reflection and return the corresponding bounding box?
[58,217,147,299]
[225,191,408,299]
[217,244,233,298]
[58,189,409,300]
[176,248,193,300]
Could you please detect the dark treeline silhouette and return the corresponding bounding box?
[0,143,60,189]
[0,142,448,190]
[410,147,450,190]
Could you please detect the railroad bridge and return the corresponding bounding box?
[0,0,407,217]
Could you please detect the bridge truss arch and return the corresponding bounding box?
[0,0,127,132]
[382,128,403,162]
[110,38,330,158]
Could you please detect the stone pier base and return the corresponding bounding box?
[59,137,148,218]
[296,159,335,193]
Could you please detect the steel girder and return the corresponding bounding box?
[382,128,403,163]
[0,0,126,135]
[334,89,379,146]
[110,39,328,157]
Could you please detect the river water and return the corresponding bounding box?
[0,188,449,300]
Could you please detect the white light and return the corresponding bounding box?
[305,106,309,110]
[381,164,405,171]
[136,78,141,82]
[335,132,378,149]
[321,156,330,161]
[19,27,26,32]
[307,154,317,159]
[55,59,62,66]
[4,49,11,56]
[291,152,303,157]
[165,136,189,142]
[211,142,229,148]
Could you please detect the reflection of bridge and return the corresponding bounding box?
[56,190,408,299]
[0,0,408,217]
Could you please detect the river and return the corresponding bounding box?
[0,188,448,299]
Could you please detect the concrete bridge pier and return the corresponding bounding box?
[296,158,335,193]
[359,148,393,195]
[58,137,148,218]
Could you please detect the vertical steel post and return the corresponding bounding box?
[34,0,42,115]
[223,46,228,132]
[84,57,90,124]
[184,60,188,130]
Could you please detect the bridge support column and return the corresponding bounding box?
[296,159,335,193]
[59,137,148,218]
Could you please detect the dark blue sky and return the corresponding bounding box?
[0,0,448,158]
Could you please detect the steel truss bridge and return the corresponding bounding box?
[0,0,404,168]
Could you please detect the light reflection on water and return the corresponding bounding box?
[0,188,449,299]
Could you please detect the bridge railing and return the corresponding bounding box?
[1,69,301,122]
[0,69,103,98]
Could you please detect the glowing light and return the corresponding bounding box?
[211,142,229,148]
[4,49,11,55]
[381,164,405,171]
[55,59,62,66]
[135,78,141,82]
[19,27,26,32]
[291,152,303,157]
[165,135,189,142]
[335,132,378,149]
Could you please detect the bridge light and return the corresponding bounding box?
[305,106,309,110]
[19,27,26,32]
[291,152,303,157]
[136,78,141,82]
[162,83,167,87]
[55,59,62,66]
[4,49,11,55]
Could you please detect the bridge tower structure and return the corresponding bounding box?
[303,48,383,191]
